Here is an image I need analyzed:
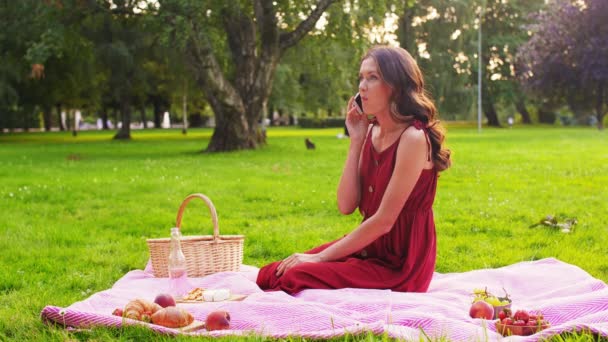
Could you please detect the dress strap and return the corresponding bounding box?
[412,120,431,162]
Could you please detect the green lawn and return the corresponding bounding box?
[0,126,606,341]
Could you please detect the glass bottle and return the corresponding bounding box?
[168,227,189,297]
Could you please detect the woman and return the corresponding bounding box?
[256,46,451,294]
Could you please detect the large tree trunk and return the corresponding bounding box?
[151,96,164,128]
[100,106,109,130]
[140,105,147,129]
[114,99,131,139]
[596,81,605,130]
[483,98,501,127]
[43,106,53,131]
[180,0,335,152]
[206,93,254,151]
[515,99,532,124]
[56,104,65,131]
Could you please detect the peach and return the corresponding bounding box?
[469,300,494,319]
[154,293,176,308]
[205,310,230,331]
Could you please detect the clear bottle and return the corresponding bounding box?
[168,227,189,297]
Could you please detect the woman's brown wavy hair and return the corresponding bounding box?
[362,46,451,171]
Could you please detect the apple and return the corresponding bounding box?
[154,293,176,308]
[205,310,231,331]
[469,300,494,319]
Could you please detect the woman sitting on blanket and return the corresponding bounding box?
[257,46,451,294]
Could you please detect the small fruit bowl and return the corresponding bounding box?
[495,321,550,336]
[492,301,512,319]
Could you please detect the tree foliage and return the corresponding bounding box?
[6,0,604,140]
[517,0,608,129]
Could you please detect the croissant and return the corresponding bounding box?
[123,299,162,322]
[151,306,194,328]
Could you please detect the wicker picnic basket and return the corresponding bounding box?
[146,193,244,277]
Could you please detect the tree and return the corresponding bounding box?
[396,0,543,124]
[0,1,59,132]
[517,0,608,129]
[80,1,156,139]
[397,0,478,120]
[269,32,366,121]
[159,0,343,152]
[473,0,545,126]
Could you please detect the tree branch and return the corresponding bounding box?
[185,20,243,114]
[279,0,337,50]
[221,6,256,96]
[257,0,279,50]
[253,0,265,35]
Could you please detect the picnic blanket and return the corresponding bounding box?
[41,258,608,341]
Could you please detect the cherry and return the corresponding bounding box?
[513,310,530,323]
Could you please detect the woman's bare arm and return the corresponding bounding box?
[322,128,428,261]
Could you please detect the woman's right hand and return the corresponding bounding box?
[345,96,369,144]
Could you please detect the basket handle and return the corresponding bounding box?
[175,193,219,240]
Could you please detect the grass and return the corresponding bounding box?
[0,125,607,341]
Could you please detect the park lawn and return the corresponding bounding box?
[0,125,606,341]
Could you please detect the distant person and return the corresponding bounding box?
[162,111,171,129]
[257,46,451,294]
[74,110,82,129]
[507,116,514,128]
[61,111,67,130]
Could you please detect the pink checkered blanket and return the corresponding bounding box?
[41,258,608,340]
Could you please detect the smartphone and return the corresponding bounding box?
[355,93,376,121]
[354,93,363,114]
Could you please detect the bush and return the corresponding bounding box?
[298,117,344,128]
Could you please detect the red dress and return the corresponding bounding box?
[256,121,438,294]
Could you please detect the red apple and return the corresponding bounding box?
[205,310,231,331]
[154,293,176,308]
[469,300,494,319]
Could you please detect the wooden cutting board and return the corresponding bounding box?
[176,294,247,303]
[180,319,206,332]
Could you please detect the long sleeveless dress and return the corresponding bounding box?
[256,121,438,294]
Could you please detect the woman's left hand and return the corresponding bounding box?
[275,253,322,277]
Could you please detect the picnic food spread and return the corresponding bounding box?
[468,287,550,336]
[116,298,194,328]
[112,294,233,331]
